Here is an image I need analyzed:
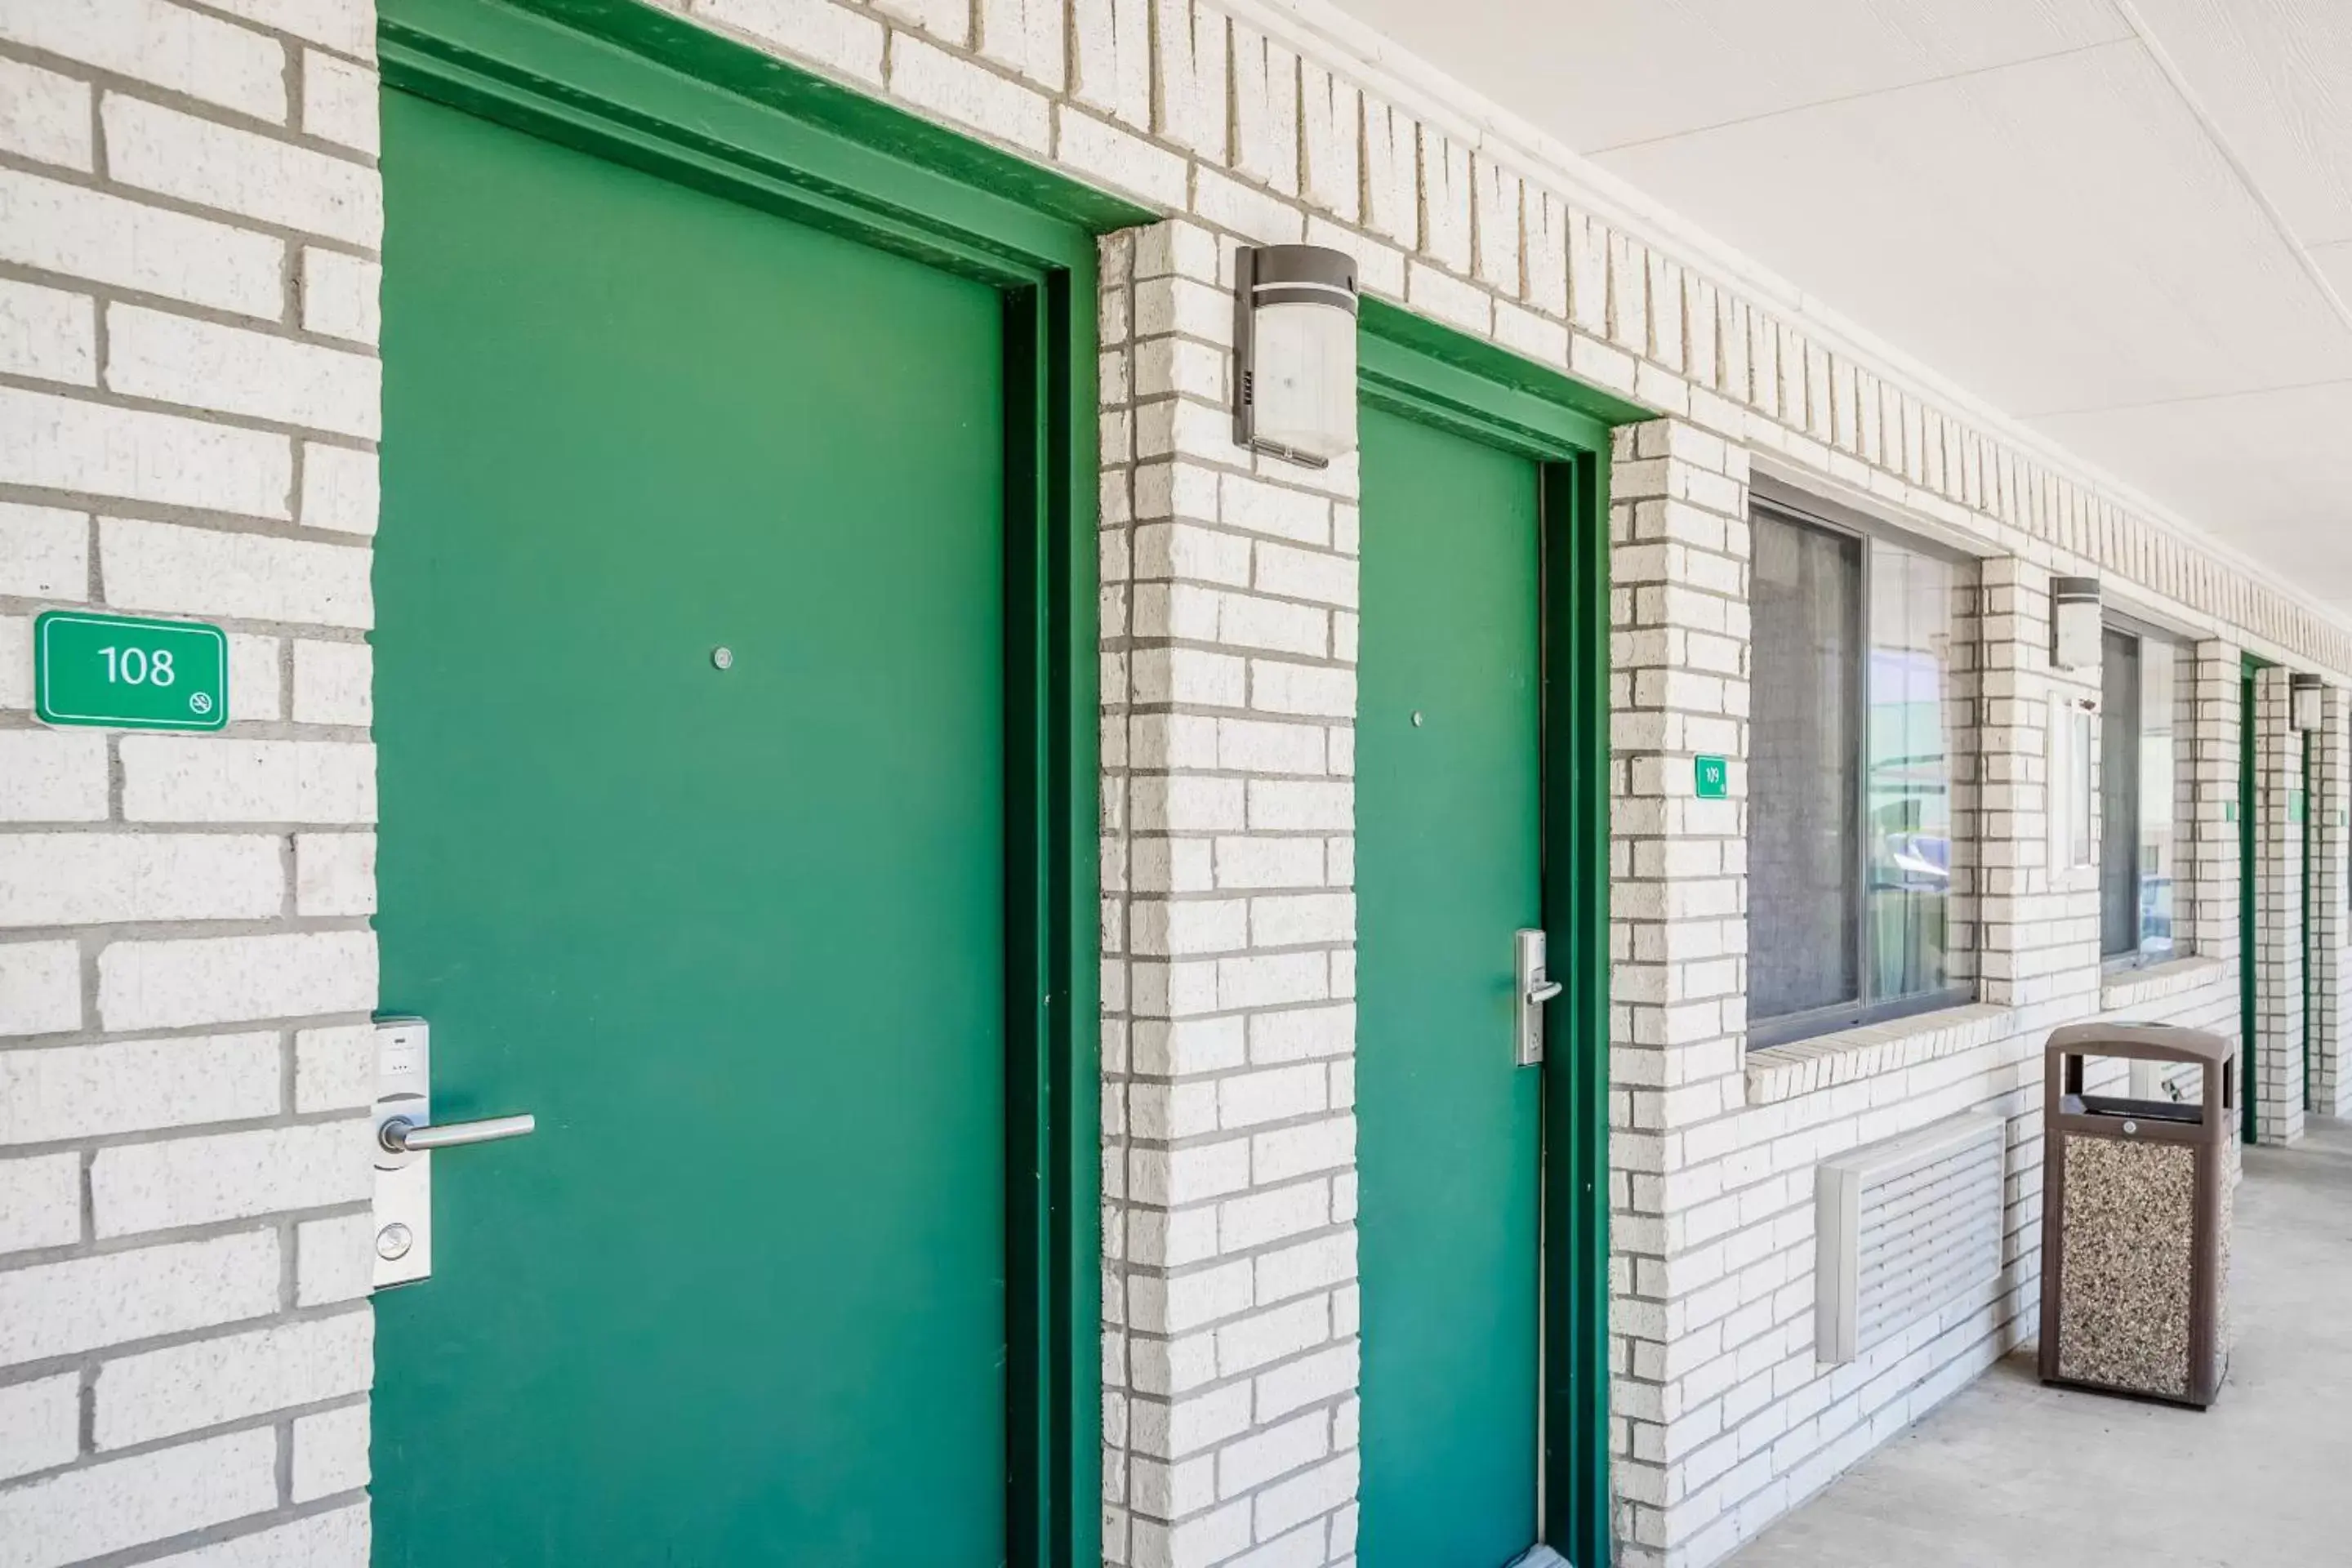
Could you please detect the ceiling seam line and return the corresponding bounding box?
[1582,36,2139,156]
[2025,375,2352,421]
[2113,0,2352,339]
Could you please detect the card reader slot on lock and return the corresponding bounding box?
[370,1017,537,1290]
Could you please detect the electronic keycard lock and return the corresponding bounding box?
[1515,928,1561,1067]
[372,1017,537,1289]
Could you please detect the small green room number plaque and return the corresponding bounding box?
[1695,755,1729,799]
[35,610,228,731]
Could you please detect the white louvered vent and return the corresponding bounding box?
[1815,1113,2006,1365]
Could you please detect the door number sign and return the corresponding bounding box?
[1695,755,1729,799]
[35,610,228,731]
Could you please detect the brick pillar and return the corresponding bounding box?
[2310,686,2349,1116]
[2189,642,2244,977]
[2253,666,2306,1143]
[1605,416,1753,1568]
[2167,645,2201,960]
[1974,560,2097,1018]
[1098,219,1362,1568]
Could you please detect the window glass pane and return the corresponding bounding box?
[1751,510,1860,1021]
[2100,630,2140,956]
[1864,538,1956,1003]
[2138,644,2176,961]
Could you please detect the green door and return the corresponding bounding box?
[373,91,1013,1564]
[1358,405,1546,1566]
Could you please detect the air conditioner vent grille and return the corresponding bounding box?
[1816,1113,2006,1365]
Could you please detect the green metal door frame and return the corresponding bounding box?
[2242,653,2266,1143]
[2306,729,2317,1113]
[1359,300,1640,1568]
[376,4,1147,1562]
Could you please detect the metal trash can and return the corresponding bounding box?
[2038,1022,2233,1409]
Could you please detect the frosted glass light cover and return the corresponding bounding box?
[2293,679,2324,731]
[1250,299,1356,461]
[2052,594,2100,670]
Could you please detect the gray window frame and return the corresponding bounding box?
[1747,491,1978,1049]
[2100,613,2185,971]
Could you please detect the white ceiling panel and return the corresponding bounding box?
[1589,39,2352,415]
[1330,0,2134,152]
[1318,0,2352,620]
[2033,382,2352,608]
[2124,0,2352,246]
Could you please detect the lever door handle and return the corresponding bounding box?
[378,1112,536,1154]
[1514,929,1559,1067]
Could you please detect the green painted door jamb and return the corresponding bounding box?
[1539,449,1614,1568]
[373,3,1132,1563]
[1360,305,1629,1568]
[2243,654,2264,1143]
[2305,737,2317,1113]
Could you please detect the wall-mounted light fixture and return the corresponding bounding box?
[2292,672,2324,732]
[1233,244,1358,468]
[2050,577,2101,672]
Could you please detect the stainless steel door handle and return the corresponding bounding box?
[378,1112,536,1154]
[1515,929,1559,1067]
[372,1017,538,1290]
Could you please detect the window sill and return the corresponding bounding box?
[1745,1001,2014,1106]
[2100,954,2229,1015]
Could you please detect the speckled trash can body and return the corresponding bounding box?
[2038,1022,2234,1409]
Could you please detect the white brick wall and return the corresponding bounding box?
[2188,641,2244,993]
[0,1428,283,1568]
[1609,455,2252,1565]
[9,2,2352,1568]
[0,4,380,1566]
[1102,220,1362,1568]
[94,1312,372,1449]
[2311,686,2350,1115]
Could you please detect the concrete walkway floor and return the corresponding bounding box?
[1726,1116,2352,1568]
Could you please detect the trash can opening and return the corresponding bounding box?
[2056,1030,2234,1129]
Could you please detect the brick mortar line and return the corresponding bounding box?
[87,69,384,173]
[0,600,376,648]
[61,1490,364,1568]
[0,109,381,256]
[0,1221,367,1334]
[0,838,368,875]
[2,991,369,1041]
[1,1005,378,1053]
[1131,645,1355,668]
[0,256,378,356]
[0,1100,376,1157]
[0,722,377,747]
[0,472,377,545]
[1125,1263,1358,1312]
[1129,581,1361,617]
[0,822,373,840]
[168,0,376,66]
[0,366,377,449]
[0,38,315,151]
[0,1336,372,1467]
